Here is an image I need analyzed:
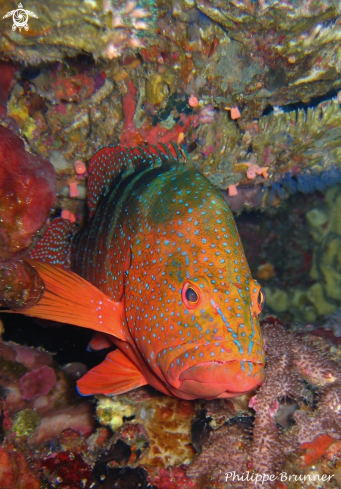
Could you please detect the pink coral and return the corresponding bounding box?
[68,181,80,198]
[228,184,238,197]
[74,160,86,175]
[14,344,53,370]
[19,366,57,401]
[188,95,199,107]
[246,164,269,180]
[225,106,241,120]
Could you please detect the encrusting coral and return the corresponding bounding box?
[0,0,157,64]
[197,0,341,109]
[197,98,341,204]
[2,1,341,213]
[0,340,95,444]
[186,318,341,488]
[0,125,56,308]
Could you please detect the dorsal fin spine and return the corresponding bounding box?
[87,145,185,217]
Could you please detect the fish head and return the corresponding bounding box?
[125,231,265,400]
[124,165,265,400]
[165,272,265,399]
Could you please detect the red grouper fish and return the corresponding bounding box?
[18,145,266,400]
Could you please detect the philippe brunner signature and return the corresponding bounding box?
[225,471,334,485]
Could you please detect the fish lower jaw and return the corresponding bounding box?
[166,360,265,401]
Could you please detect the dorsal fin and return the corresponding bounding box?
[87,145,185,218]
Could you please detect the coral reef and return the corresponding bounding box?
[320,308,341,338]
[0,125,56,308]
[308,184,341,313]
[186,318,341,488]
[0,60,17,117]
[0,445,40,489]
[1,1,341,213]
[0,335,97,488]
[0,317,339,487]
[0,339,95,444]
[2,1,341,485]
[196,97,341,205]
[0,126,56,260]
[0,0,157,64]
[95,390,196,466]
[197,0,341,109]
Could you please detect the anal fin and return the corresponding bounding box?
[77,349,147,396]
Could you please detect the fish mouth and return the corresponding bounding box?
[174,360,265,399]
[157,340,265,399]
[157,339,265,400]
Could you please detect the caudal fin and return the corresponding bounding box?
[11,259,127,341]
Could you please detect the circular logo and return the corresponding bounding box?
[13,8,29,31]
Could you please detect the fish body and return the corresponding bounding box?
[24,146,265,400]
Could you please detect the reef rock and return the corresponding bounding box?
[0,125,56,308]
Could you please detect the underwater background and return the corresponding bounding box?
[1,0,341,487]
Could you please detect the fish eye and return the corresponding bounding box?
[182,281,201,309]
[258,287,266,311]
[185,287,198,303]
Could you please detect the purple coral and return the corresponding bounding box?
[20,366,57,401]
[186,318,341,489]
[292,383,341,445]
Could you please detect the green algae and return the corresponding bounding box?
[10,408,41,437]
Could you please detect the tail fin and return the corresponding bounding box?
[10,259,127,342]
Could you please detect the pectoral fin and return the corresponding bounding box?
[87,332,114,351]
[11,260,127,341]
[77,349,147,395]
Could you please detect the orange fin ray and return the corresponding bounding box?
[12,260,127,341]
[77,349,147,396]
